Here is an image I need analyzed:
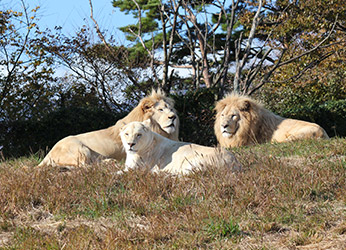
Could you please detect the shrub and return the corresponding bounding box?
[0,106,126,158]
[172,88,218,146]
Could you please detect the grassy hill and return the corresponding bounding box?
[0,138,346,249]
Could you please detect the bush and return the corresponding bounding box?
[172,88,219,146]
[0,106,126,159]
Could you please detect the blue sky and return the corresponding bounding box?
[35,0,134,44]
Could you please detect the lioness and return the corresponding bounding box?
[214,92,329,148]
[120,121,241,175]
[39,89,179,167]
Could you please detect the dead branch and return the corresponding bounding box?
[233,0,263,93]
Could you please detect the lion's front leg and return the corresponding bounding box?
[116,152,140,174]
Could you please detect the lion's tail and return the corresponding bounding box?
[322,129,330,139]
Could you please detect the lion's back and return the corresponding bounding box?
[272,118,329,142]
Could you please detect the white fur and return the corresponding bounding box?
[120,121,241,175]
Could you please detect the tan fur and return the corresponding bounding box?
[39,89,180,167]
[120,121,241,175]
[214,93,329,148]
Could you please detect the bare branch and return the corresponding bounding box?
[88,0,142,87]
[234,0,262,93]
[248,48,287,95]
[213,0,240,92]
[89,0,114,54]
[247,14,340,95]
[1,0,33,103]
[243,48,273,93]
[268,51,335,85]
[126,1,153,58]
[276,16,338,68]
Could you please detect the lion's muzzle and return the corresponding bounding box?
[127,142,137,152]
[221,122,238,138]
[163,114,177,134]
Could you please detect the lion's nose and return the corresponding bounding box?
[222,124,229,129]
[169,114,176,121]
[128,142,136,147]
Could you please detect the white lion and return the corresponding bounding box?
[120,120,241,175]
[214,92,329,148]
[38,89,179,167]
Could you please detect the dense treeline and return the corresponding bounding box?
[0,107,126,158]
[0,0,345,158]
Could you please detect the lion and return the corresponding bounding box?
[38,89,179,167]
[214,92,329,148]
[119,120,241,175]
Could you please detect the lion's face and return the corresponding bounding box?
[120,122,153,153]
[218,105,241,138]
[150,100,178,135]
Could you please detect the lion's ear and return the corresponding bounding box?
[119,122,127,132]
[239,100,251,112]
[141,123,149,133]
[141,98,154,113]
[142,119,151,128]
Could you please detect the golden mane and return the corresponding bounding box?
[214,92,328,148]
[117,89,173,123]
[113,89,179,142]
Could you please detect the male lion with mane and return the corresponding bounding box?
[120,120,241,175]
[39,89,179,167]
[214,93,329,148]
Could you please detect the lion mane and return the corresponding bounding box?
[120,120,241,175]
[214,92,329,148]
[39,89,180,167]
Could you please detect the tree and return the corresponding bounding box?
[246,0,346,93]
[42,25,140,112]
[0,1,56,122]
[258,0,346,108]
[108,0,343,95]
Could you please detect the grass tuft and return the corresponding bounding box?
[205,216,241,239]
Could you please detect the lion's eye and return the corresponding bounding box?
[137,134,142,138]
[221,114,224,117]
[125,133,129,136]
[159,108,163,112]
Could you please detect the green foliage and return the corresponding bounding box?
[261,63,346,138]
[113,0,160,35]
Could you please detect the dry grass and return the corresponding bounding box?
[0,138,346,249]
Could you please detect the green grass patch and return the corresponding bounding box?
[204,216,241,239]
